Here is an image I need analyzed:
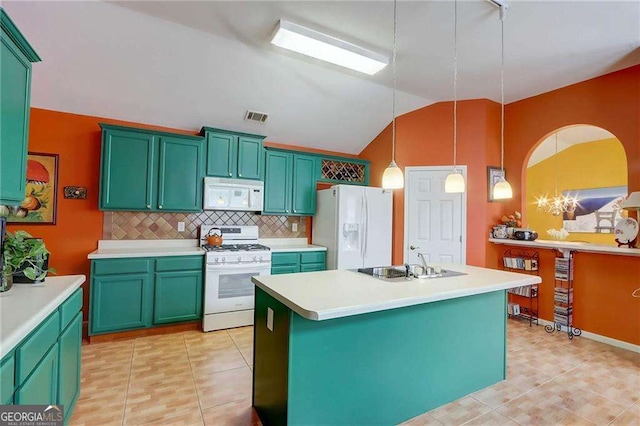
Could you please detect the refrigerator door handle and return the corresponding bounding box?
[360,193,365,258]
[363,193,368,259]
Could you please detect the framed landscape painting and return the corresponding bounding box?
[4,152,59,224]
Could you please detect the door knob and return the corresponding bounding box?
[409,245,420,250]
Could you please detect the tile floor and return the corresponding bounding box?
[70,320,640,426]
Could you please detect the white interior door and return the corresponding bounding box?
[404,167,466,265]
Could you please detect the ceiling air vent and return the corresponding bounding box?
[244,110,268,123]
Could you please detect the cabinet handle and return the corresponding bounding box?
[238,173,242,177]
[285,209,289,213]
[146,204,151,209]
[293,209,297,213]
[228,173,232,177]
[159,205,163,209]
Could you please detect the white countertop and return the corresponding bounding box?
[0,275,85,359]
[489,238,640,257]
[88,239,204,259]
[260,238,327,253]
[252,265,540,321]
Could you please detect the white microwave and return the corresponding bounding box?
[203,177,264,212]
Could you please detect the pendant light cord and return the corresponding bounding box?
[500,6,505,173]
[453,0,458,172]
[554,132,559,197]
[391,0,397,164]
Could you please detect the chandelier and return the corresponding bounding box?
[535,131,580,216]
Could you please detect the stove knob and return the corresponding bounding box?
[253,256,257,262]
[214,257,219,263]
[259,256,263,262]
[222,257,226,263]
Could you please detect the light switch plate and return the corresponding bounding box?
[292,222,298,232]
[267,307,274,331]
[177,222,185,232]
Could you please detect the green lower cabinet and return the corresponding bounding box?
[91,273,153,334]
[300,263,325,272]
[271,265,299,275]
[58,312,82,414]
[15,343,58,405]
[154,270,203,324]
[90,256,204,334]
[271,251,326,274]
[0,355,15,404]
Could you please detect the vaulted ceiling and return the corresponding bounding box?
[4,1,639,154]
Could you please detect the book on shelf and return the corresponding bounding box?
[554,257,574,281]
[503,257,539,271]
[507,303,521,316]
[508,285,537,298]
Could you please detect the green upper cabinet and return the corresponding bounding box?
[201,127,265,180]
[292,154,317,215]
[100,128,157,210]
[0,9,41,206]
[157,136,204,211]
[264,150,316,216]
[99,124,204,212]
[237,136,264,179]
[264,150,292,214]
[205,131,236,178]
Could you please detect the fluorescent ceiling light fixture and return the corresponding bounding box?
[271,20,388,75]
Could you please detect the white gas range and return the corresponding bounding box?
[200,225,271,332]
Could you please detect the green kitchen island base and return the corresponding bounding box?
[252,286,507,425]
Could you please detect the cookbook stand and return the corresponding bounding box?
[545,249,581,339]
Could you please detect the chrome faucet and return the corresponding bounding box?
[417,252,429,269]
[417,253,435,276]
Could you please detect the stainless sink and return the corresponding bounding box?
[357,266,407,279]
[357,266,467,282]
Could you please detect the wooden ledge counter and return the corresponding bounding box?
[251,266,540,425]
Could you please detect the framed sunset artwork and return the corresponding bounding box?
[4,152,59,224]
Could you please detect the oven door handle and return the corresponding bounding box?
[206,262,271,271]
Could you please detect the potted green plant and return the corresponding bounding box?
[2,230,55,284]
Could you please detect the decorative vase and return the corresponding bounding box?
[0,272,13,292]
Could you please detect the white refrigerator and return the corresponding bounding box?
[313,185,393,270]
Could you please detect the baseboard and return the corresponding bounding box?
[536,318,640,353]
[88,321,201,343]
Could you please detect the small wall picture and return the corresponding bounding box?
[487,166,506,201]
[4,152,59,224]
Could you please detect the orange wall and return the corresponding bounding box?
[359,99,504,266]
[359,65,639,345]
[499,64,640,346]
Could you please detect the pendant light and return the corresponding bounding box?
[382,0,404,190]
[445,0,465,193]
[492,3,513,200]
[535,131,579,215]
